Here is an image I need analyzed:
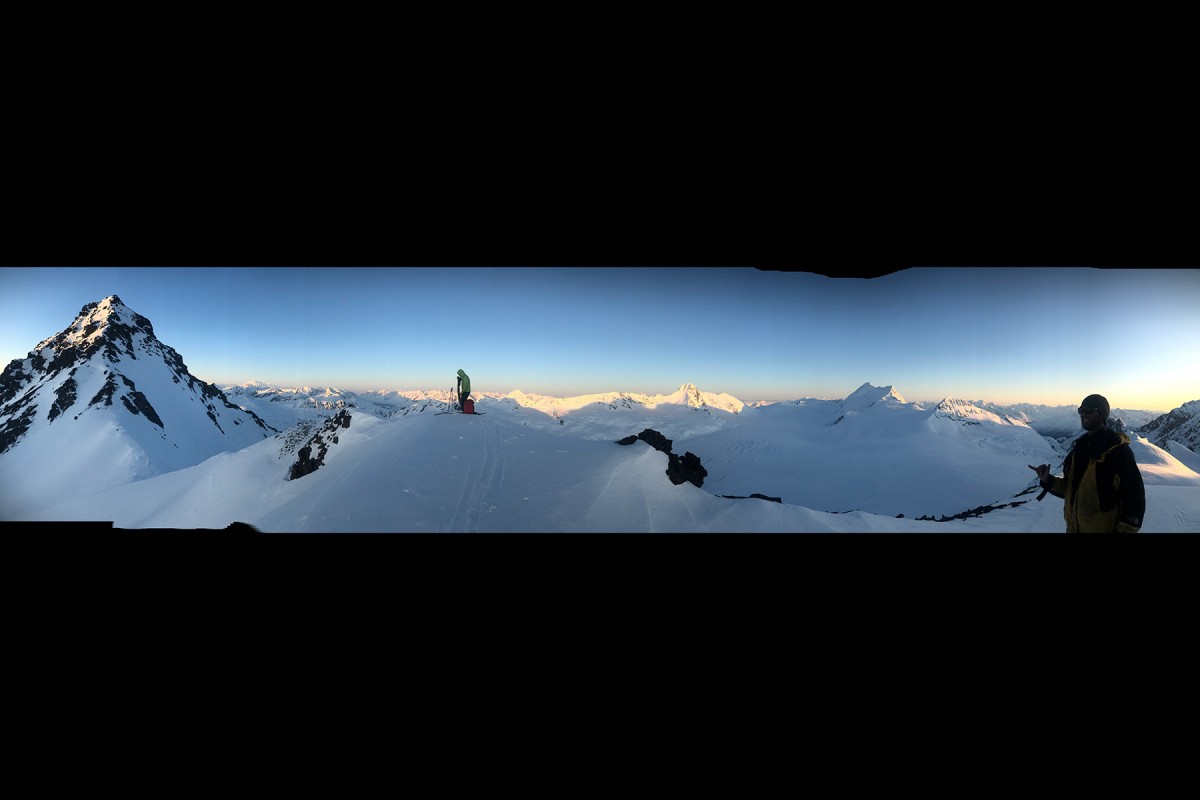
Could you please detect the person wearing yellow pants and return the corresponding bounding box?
[1030,394,1146,533]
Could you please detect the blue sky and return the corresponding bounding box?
[1,266,1197,410]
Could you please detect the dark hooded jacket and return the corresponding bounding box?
[1045,428,1145,533]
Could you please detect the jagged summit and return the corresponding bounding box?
[658,383,745,413]
[5,294,215,414]
[0,297,275,511]
[842,382,907,408]
[935,397,984,414]
[662,383,707,407]
[822,383,909,426]
[20,294,162,377]
[934,397,1026,427]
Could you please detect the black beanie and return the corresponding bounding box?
[1081,394,1110,420]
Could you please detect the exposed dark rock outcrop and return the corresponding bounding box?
[117,375,165,428]
[88,373,119,408]
[0,358,35,407]
[0,404,38,455]
[276,420,322,457]
[287,410,352,481]
[49,375,78,423]
[666,451,708,488]
[616,428,672,454]
[614,428,707,488]
[915,500,1029,522]
[289,445,320,481]
[718,493,783,503]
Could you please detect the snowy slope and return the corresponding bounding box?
[38,405,810,532]
[1166,442,1200,475]
[1127,434,1200,486]
[679,387,1066,519]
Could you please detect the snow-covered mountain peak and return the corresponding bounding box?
[842,382,907,409]
[934,397,1025,427]
[34,294,158,365]
[82,294,134,324]
[0,297,275,508]
[936,397,982,414]
[655,383,744,413]
[660,382,706,407]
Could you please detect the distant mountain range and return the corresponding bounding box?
[217,381,749,425]
[224,380,1173,439]
[964,400,1164,439]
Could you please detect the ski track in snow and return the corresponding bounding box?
[462,418,497,532]
[444,416,504,532]
[1152,486,1200,533]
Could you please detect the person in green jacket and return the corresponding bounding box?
[1029,394,1146,533]
[456,369,471,409]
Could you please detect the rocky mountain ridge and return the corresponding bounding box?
[1139,399,1200,454]
[0,295,274,488]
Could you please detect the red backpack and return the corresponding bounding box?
[462,398,475,414]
